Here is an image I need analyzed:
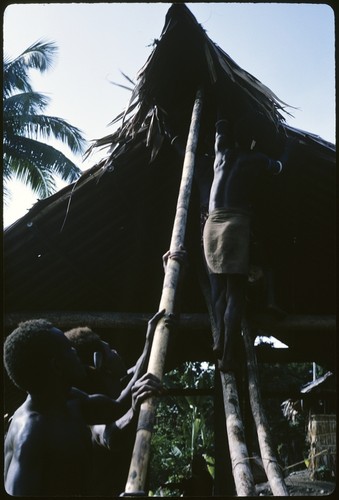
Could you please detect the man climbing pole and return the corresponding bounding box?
[203,110,285,372]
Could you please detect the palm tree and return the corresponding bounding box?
[3,39,86,202]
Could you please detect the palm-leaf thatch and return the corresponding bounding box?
[86,4,294,167]
[4,3,335,376]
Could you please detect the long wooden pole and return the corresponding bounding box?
[196,257,256,495]
[220,372,257,496]
[242,317,289,496]
[123,88,204,495]
[5,312,335,333]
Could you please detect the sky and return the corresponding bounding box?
[3,2,336,227]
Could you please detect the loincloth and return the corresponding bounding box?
[203,208,251,274]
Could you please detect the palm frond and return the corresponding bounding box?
[3,148,57,199]
[119,70,136,87]
[88,4,295,168]
[4,92,51,118]
[4,94,87,155]
[19,115,86,154]
[3,38,86,204]
[4,39,57,73]
[3,39,57,97]
[108,80,134,92]
[3,136,82,189]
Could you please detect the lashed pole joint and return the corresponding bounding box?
[123,88,204,496]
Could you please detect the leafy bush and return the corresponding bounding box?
[148,362,214,495]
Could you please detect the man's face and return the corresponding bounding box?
[51,328,87,383]
[94,341,127,398]
[100,341,126,374]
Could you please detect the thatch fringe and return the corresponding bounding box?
[86,4,294,167]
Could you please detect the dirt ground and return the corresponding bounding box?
[255,469,336,496]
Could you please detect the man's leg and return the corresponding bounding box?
[219,274,247,372]
[209,273,227,359]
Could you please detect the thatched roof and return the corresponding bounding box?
[88,3,292,166]
[4,4,335,371]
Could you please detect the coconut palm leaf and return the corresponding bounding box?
[5,114,85,155]
[4,91,51,117]
[3,39,57,97]
[3,136,82,197]
[4,143,57,197]
[3,39,86,202]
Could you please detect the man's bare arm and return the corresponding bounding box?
[81,371,163,425]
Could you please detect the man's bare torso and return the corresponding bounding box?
[209,146,274,213]
[5,396,93,496]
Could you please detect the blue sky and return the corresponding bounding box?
[3,3,335,226]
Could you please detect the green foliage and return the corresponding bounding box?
[3,39,86,202]
[149,362,320,496]
[148,360,319,494]
[148,362,215,496]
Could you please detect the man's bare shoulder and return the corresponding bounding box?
[5,404,47,468]
[4,403,50,496]
[7,403,47,442]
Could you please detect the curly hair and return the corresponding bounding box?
[64,327,104,366]
[64,327,127,397]
[4,319,67,392]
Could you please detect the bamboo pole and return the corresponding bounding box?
[220,371,257,496]
[196,258,256,495]
[242,317,289,496]
[123,88,204,495]
[214,368,235,495]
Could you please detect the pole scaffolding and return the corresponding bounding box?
[123,88,204,496]
[195,252,256,495]
[242,317,289,496]
[220,371,257,496]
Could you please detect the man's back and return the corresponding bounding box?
[210,147,279,213]
[5,397,93,496]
